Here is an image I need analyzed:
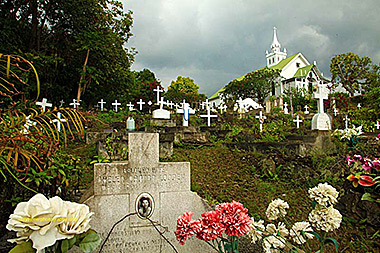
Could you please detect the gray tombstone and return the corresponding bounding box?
[81,133,211,252]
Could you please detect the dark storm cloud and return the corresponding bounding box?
[123,0,380,96]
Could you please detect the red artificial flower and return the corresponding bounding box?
[196,210,225,241]
[215,201,252,237]
[347,174,376,188]
[175,212,202,245]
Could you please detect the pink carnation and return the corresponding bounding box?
[362,158,373,171]
[175,212,201,245]
[196,211,225,241]
[215,201,252,237]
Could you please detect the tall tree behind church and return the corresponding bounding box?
[0,0,136,106]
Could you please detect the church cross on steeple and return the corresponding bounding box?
[266,27,287,67]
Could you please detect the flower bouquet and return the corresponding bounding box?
[175,201,252,253]
[6,193,101,253]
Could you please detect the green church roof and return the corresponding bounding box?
[293,64,313,78]
[209,53,299,100]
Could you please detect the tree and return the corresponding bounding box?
[165,76,206,103]
[221,67,281,105]
[0,0,136,107]
[330,52,372,96]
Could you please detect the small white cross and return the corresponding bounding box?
[137,99,145,111]
[112,100,121,112]
[158,97,167,109]
[200,105,217,127]
[219,104,227,114]
[51,112,67,132]
[293,115,303,129]
[70,99,80,109]
[176,100,195,126]
[166,100,174,109]
[202,99,211,110]
[147,101,153,106]
[255,111,267,132]
[59,100,65,108]
[36,98,52,112]
[22,115,37,134]
[98,99,106,111]
[357,103,361,109]
[126,102,134,111]
[304,105,309,114]
[333,107,338,117]
[174,103,181,109]
[344,115,350,129]
[153,87,163,104]
[375,121,380,130]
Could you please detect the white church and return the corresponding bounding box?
[209,27,330,106]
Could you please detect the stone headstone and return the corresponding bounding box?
[81,133,211,252]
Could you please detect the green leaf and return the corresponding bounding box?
[324,237,339,252]
[61,239,69,252]
[79,230,102,253]
[9,241,35,253]
[361,193,375,202]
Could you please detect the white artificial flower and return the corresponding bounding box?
[289,221,314,244]
[308,183,339,206]
[266,199,289,221]
[308,206,342,232]
[7,194,93,253]
[248,218,265,243]
[6,194,69,252]
[57,201,93,237]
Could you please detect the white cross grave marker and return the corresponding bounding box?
[126,102,134,111]
[200,105,217,127]
[293,115,303,129]
[137,99,145,111]
[176,100,195,127]
[36,98,52,112]
[51,112,67,132]
[313,83,329,114]
[255,111,267,132]
[375,121,380,130]
[304,105,309,114]
[147,101,153,106]
[166,100,174,109]
[333,107,338,117]
[112,100,121,112]
[70,99,80,109]
[158,97,167,109]
[153,87,163,104]
[357,103,361,109]
[98,99,106,111]
[219,104,227,114]
[59,100,65,108]
[344,115,350,129]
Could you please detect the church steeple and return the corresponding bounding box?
[266,27,287,67]
[271,27,281,52]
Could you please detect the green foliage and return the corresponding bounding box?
[330,52,372,96]
[0,0,136,106]
[165,76,207,104]
[221,67,281,104]
[283,87,313,112]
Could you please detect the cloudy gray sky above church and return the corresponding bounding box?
[123,0,380,96]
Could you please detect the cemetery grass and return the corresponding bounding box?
[167,144,379,253]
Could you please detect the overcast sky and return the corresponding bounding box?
[122,0,380,96]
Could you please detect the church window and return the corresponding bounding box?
[296,63,300,68]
